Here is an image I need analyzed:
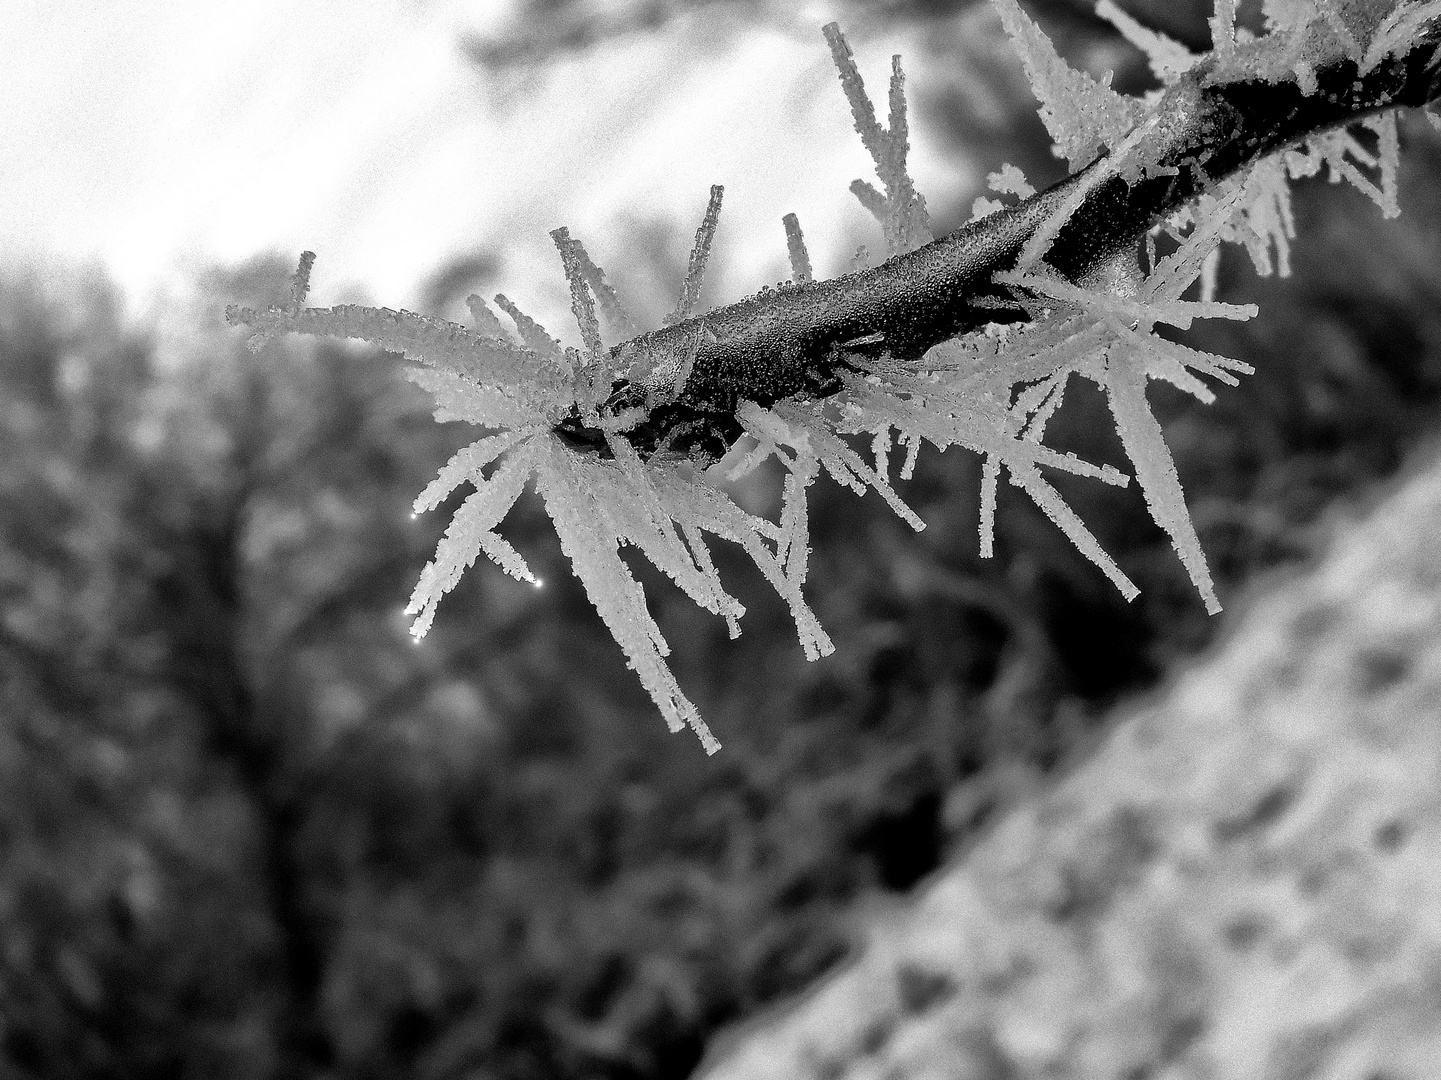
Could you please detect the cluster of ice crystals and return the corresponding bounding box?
[226,184,843,753]
[798,171,1259,615]
[847,0,1416,622]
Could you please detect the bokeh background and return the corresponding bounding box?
[2,2,1440,1078]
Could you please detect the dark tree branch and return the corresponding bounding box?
[556,16,1441,462]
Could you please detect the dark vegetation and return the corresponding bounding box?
[4,4,1441,1080]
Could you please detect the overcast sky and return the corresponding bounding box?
[1,0,984,341]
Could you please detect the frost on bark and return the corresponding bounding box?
[227,0,1441,751]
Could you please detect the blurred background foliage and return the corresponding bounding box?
[3,2,1441,1079]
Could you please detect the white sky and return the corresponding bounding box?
[0,0,981,341]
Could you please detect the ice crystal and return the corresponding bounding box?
[226,0,1433,750]
[823,22,931,255]
[1096,0,1197,85]
[1210,0,1239,63]
[665,185,724,326]
[989,163,1036,199]
[1296,113,1403,219]
[1364,1,1441,73]
[992,0,1144,168]
[782,213,814,283]
[970,163,1038,222]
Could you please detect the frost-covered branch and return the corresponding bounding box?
[563,1,1441,461]
[227,0,1441,751]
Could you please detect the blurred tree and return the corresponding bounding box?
[0,270,284,1079]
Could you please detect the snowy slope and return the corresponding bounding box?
[696,441,1441,1079]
